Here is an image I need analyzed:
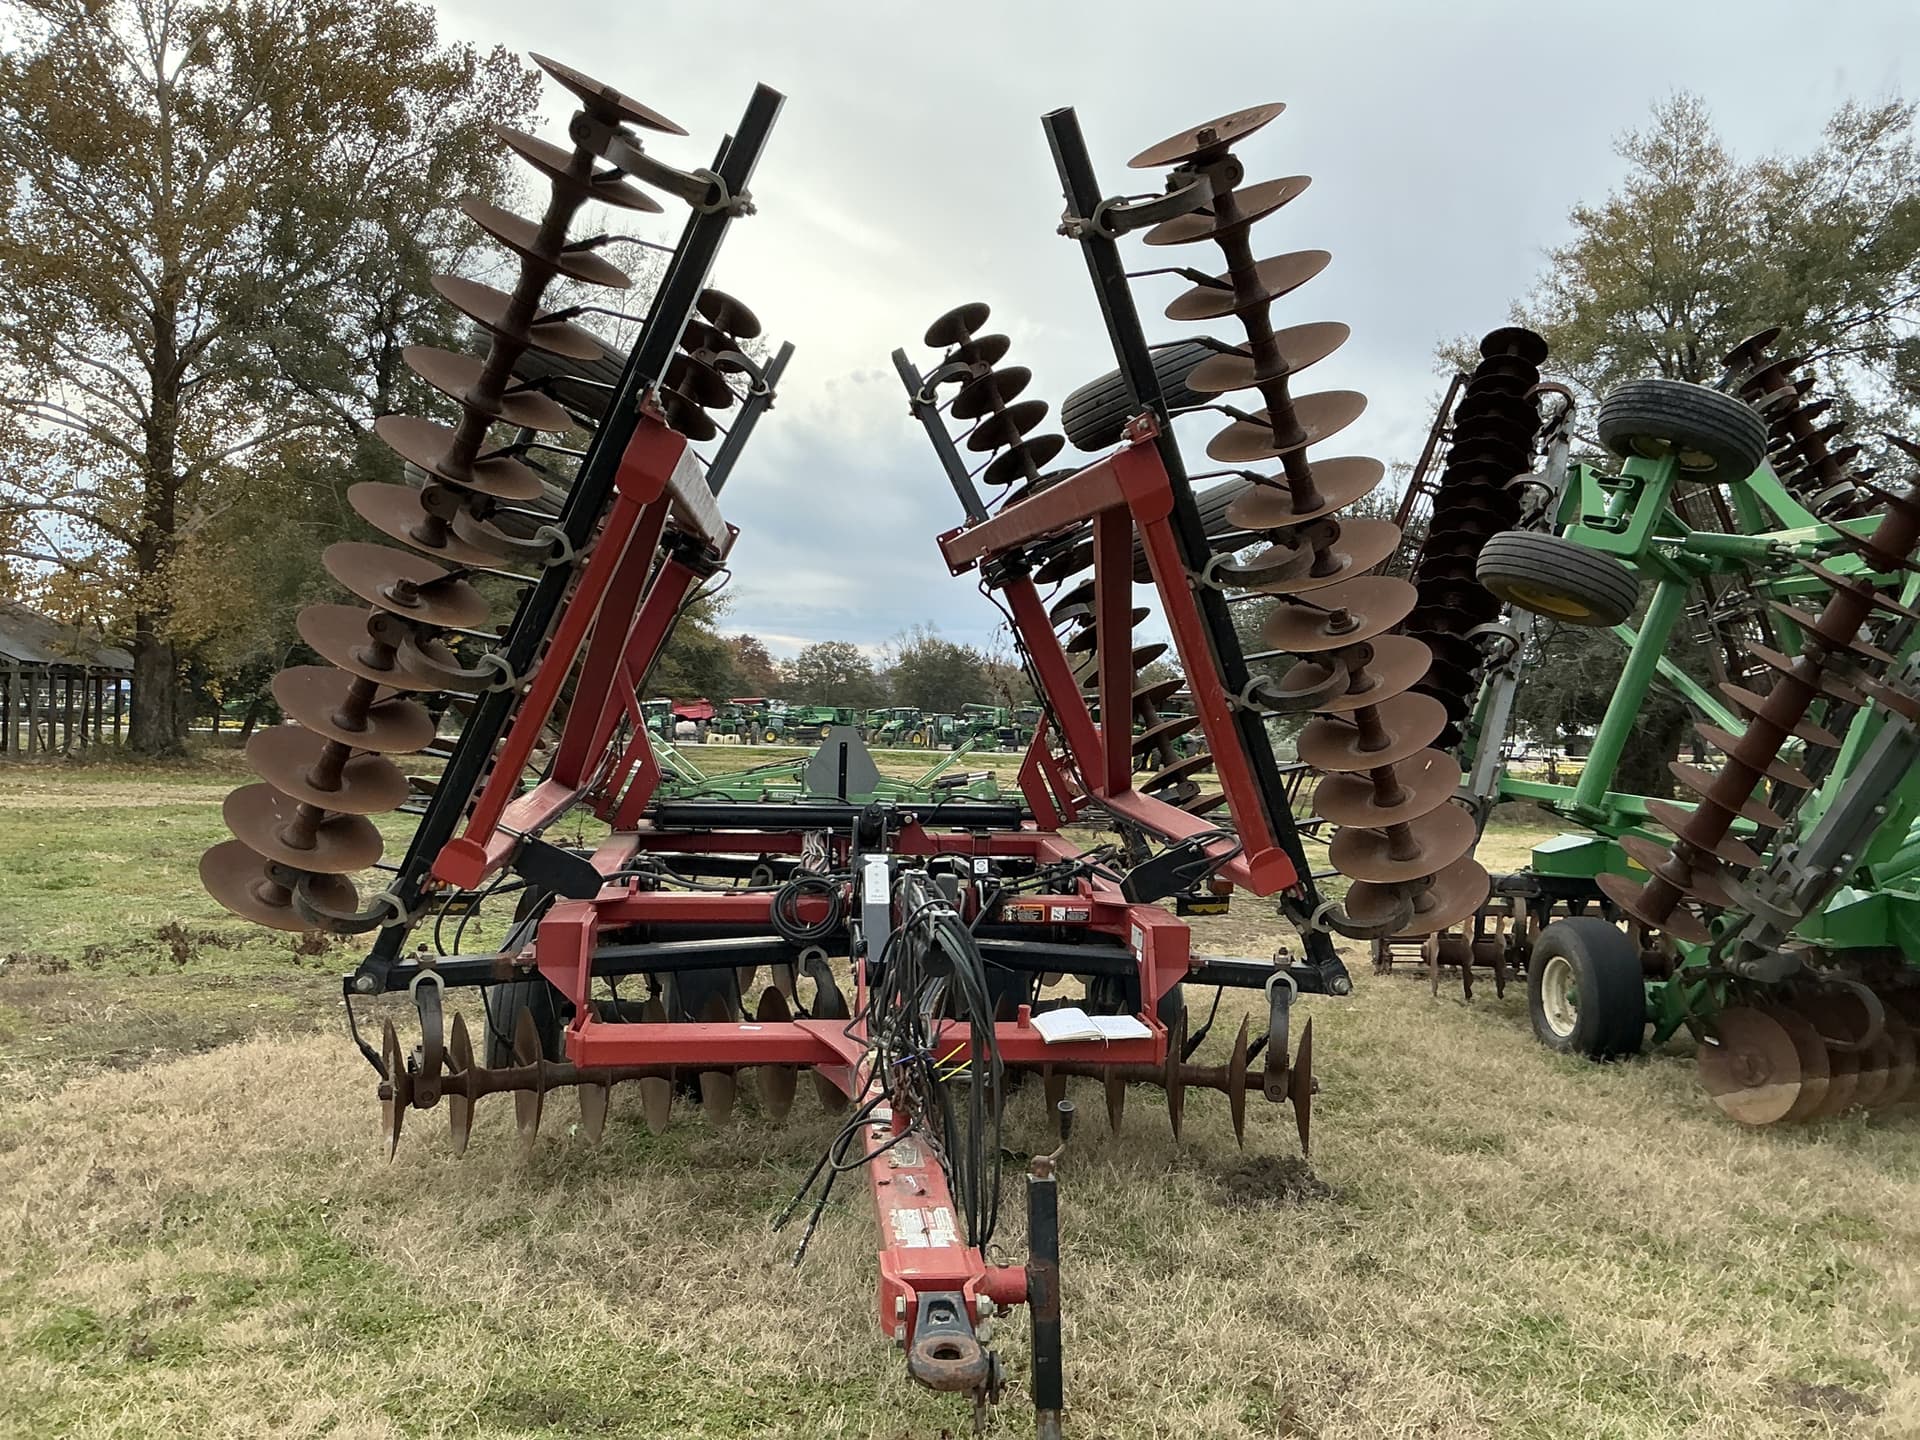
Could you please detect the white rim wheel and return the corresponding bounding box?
[1540,953,1578,1039]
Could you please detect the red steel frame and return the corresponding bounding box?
[409,411,1279,1370]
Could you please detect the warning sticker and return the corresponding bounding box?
[888,1206,959,1250]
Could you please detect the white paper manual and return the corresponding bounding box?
[1031,1007,1153,1044]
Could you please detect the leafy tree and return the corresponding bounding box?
[888,624,986,714]
[650,592,737,700]
[725,633,780,696]
[0,0,535,754]
[786,640,885,709]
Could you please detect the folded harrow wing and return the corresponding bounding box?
[1414,328,1920,1124]
[190,65,1513,1433]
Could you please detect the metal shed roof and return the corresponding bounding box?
[0,599,134,671]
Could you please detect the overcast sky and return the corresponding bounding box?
[441,0,1920,660]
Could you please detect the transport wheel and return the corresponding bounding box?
[1527,918,1646,1059]
[1595,378,1769,482]
[1476,531,1640,627]
[483,976,567,1067]
[1061,338,1219,452]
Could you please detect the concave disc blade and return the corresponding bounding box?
[1480,327,1549,365]
[1696,723,1815,789]
[1133,677,1185,710]
[1143,176,1311,246]
[1261,575,1417,653]
[699,996,737,1127]
[952,365,1032,421]
[1248,519,1402,597]
[348,483,502,570]
[222,782,382,873]
[296,604,440,692]
[270,666,436,754]
[246,725,410,814]
[1593,871,1712,945]
[530,53,686,134]
[1877,1011,1917,1107]
[323,541,490,631]
[1313,748,1461,829]
[495,124,663,214]
[967,399,1050,453]
[1289,1017,1314,1155]
[1391,857,1492,937]
[577,1084,609,1143]
[459,198,634,289]
[447,1013,475,1154]
[1207,391,1368,464]
[431,275,606,362]
[404,346,575,433]
[1165,251,1330,323]
[1757,1003,1830,1123]
[1328,802,1478,884]
[1642,799,1762,868]
[1133,714,1202,754]
[1226,1016,1251,1146]
[1297,635,1432,714]
[984,435,1066,489]
[1225,456,1385,531]
[1128,103,1286,168]
[512,1008,545,1146]
[1616,835,1734,909]
[1141,752,1214,792]
[1668,763,1785,829]
[1186,323,1350,397]
[697,289,762,341]
[381,1020,408,1159]
[200,839,357,932]
[755,989,797,1122]
[1297,691,1449,773]
[925,302,990,348]
[1699,1006,1803,1125]
[375,415,544,502]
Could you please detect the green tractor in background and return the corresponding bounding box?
[864,706,926,747]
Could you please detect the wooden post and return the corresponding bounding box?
[26,669,37,756]
[62,670,74,753]
[113,674,123,742]
[1,666,12,754]
[90,674,102,746]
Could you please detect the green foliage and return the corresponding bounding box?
[886,623,986,714]
[651,591,738,699]
[725,633,779,696]
[784,640,885,709]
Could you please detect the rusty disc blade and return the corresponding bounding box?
[1289,1018,1314,1154]
[984,435,1066,488]
[1081,643,1168,686]
[201,839,357,932]
[1809,1042,1860,1119]
[512,1008,545,1146]
[1248,519,1402,597]
[1065,606,1149,650]
[1299,635,1432,714]
[1479,326,1549,365]
[1853,1037,1895,1110]
[697,288,762,340]
[1049,578,1095,625]
[635,997,673,1133]
[495,125,663,214]
[1297,691,1449,773]
[531,52,686,133]
[1142,752,1214,792]
[1754,1003,1830,1122]
[809,976,851,1113]
[1715,683,1842,748]
[296,605,441,692]
[375,415,544,503]
[1207,390,1368,464]
[1617,834,1733,908]
[222,782,382,874]
[664,352,735,411]
[1642,799,1762,868]
[576,1083,609,1143]
[1134,714,1203,754]
[270,666,436,754]
[926,302,990,348]
[324,541,490,631]
[1696,723,1815,790]
[1313,747,1460,828]
[1227,1016,1250,1146]
[1699,1006,1803,1125]
[1133,676,1185,711]
[755,988,798,1121]
[247,725,410,814]
[1143,175,1311,245]
[459,198,635,289]
[1668,763,1786,829]
[431,275,606,362]
[1129,103,1286,168]
[698,995,737,1126]
[1185,323,1350,397]
[967,399,1050,453]
[447,1013,475,1153]
[1104,1069,1127,1133]
[1042,1066,1068,1114]
[348,483,503,569]
[1328,802,1478,884]
[1394,857,1493,937]
[1593,871,1712,945]
[1225,456,1384,531]
[952,365,1032,421]
[1166,251,1330,323]
[1261,576,1418,653]
[381,1019,408,1159]
[1165,1011,1188,1139]
[1877,1011,1917,1107]
[1772,603,1897,667]
[1034,539,1094,584]
[403,345,577,431]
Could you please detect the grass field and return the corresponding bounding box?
[2,753,1917,1439]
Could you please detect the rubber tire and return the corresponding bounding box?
[1595,378,1768,482]
[1476,531,1640,627]
[1061,338,1221,453]
[1527,918,1646,1059]
[483,977,567,1067]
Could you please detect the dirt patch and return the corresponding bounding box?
[155,921,234,966]
[1216,1153,1334,1208]
[1774,1379,1879,1418]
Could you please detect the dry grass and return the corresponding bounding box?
[2,763,1918,1438]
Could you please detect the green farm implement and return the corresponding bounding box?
[1411,328,1920,1125]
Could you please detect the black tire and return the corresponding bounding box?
[1061,339,1221,452]
[1527,918,1646,1059]
[483,977,567,1067]
[1476,531,1640,627]
[1595,378,1768,481]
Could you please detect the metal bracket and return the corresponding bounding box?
[1057,171,1213,240]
